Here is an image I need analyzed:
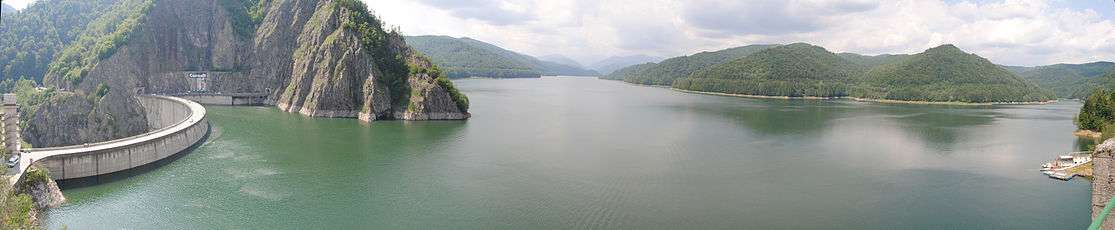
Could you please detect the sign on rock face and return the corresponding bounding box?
[187,72,209,92]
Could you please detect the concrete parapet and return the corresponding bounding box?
[26,95,208,180]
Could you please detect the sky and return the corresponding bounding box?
[5,0,1114,66]
[361,0,1115,66]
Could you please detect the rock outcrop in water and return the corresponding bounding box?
[22,172,67,209]
[266,0,469,121]
[19,0,469,147]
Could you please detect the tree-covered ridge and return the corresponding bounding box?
[674,43,862,97]
[1076,87,1115,140]
[44,0,154,87]
[0,0,121,84]
[853,44,1052,103]
[336,0,467,111]
[1001,65,1035,75]
[404,35,597,78]
[1018,62,1114,99]
[837,53,909,69]
[604,44,778,85]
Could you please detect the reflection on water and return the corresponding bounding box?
[45,77,1092,229]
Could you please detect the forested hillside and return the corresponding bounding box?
[0,0,122,85]
[1076,73,1115,139]
[853,45,1052,103]
[674,43,861,98]
[405,35,597,78]
[604,44,778,85]
[837,53,908,69]
[1019,62,1114,98]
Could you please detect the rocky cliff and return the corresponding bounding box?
[24,0,467,147]
[21,166,66,210]
[30,0,254,147]
[264,0,469,121]
[22,91,148,147]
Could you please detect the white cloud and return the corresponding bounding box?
[367,0,1114,66]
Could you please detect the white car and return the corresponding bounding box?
[6,154,19,168]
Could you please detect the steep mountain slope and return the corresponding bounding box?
[604,44,779,85]
[20,0,468,147]
[590,55,662,75]
[674,43,862,97]
[270,0,468,120]
[1019,62,1114,98]
[0,0,122,84]
[853,45,1052,103]
[405,35,597,78]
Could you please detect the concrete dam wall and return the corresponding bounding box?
[28,95,208,180]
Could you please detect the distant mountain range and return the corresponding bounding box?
[613,43,1057,103]
[590,55,663,75]
[1018,62,1115,99]
[538,54,584,69]
[405,36,598,78]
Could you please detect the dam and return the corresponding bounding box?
[7,95,208,183]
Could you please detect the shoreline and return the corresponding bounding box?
[669,88,1057,106]
[1075,130,1103,139]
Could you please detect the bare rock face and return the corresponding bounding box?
[30,0,254,147]
[28,0,468,147]
[266,0,469,121]
[250,0,320,102]
[22,175,67,209]
[23,92,148,148]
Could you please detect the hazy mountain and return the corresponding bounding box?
[538,54,584,68]
[406,35,598,78]
[590,55,663,75]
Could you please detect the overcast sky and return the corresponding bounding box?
[362,0,1115,66]
[6,0,1114,66]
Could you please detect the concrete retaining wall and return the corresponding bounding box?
[176,94,267,106]
[31,95,208,180]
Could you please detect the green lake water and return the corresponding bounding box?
[44,77,1093,229]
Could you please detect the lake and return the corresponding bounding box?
[44,77,1092,229]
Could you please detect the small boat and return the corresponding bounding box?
[1049,172,1076,180]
